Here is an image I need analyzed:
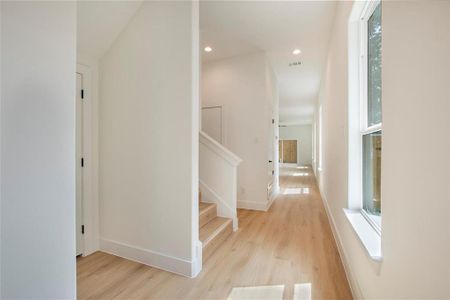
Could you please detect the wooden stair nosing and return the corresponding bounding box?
[199,202,217,228]
[200,217,233,262]
[200,217,232,247]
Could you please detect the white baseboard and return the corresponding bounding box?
[100,238,198,278]
[266,185,279,211]
[237,200,268,211]
[191,240,202,278]
[317,189,363,299]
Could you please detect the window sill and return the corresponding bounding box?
[343,209,382,262]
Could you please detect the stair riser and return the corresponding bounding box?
[200,205,217,228]
[202,221,233,262]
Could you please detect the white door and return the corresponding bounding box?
[76,73,84,256]
[202,106,222,143]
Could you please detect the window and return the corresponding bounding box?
[360,1,382,232]
[345,0,382,260]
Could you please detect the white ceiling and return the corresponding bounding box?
[77,1,143,59]
[200,1,337,125]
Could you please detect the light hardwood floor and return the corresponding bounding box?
[77,166,352,300]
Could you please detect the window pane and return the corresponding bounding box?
[363,131,382,222]
[367,3,382,126]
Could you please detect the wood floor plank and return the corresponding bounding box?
[77,166,352,300]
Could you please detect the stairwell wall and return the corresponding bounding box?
[98,1,200,277]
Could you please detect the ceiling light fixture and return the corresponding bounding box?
[204,46,212,52]
[293,49,301,55]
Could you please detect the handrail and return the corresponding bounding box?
[199,131,242,167]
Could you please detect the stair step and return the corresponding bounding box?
[199,202,217,228]
[200,217,233,262]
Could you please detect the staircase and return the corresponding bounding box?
[199,192,233,262]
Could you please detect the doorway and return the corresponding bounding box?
[76,72,84,256]
[279,140,297,163]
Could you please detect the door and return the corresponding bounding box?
[280,140,298,163]
[76,73,84,256]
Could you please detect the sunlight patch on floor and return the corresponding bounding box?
[293,172,309,177]
[227,285,284,300]
[294,283,312,300]
[283,188,310,195]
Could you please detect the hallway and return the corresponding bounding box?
[77,166,352,300]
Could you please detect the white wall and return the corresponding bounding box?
[279,125,312,166]
[314,1,450,298]
[99,1,200,277]
[1,2,77,298]
[202,52,279,211]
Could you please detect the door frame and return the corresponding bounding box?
[76,63,98,256]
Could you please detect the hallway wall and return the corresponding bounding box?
[99,1,200,277]
[279,125,312,166]
[314,1,450,299]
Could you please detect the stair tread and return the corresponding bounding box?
[199,202,216,214]
[200,217,232,245]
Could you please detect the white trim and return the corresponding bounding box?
[237,200,269,212]
[268,185,279,209]
[318,190,364,300]
[191,240,202,278]
[360,123,382,135]
[344,209,382,261]
[200,131,242,166]
[359,0,380,132]
[266,187,278,211]
[360,208,381,236]
[100,239,198,278]
[76,63,99,256]
[190,0,201,278]
[199,179,238,231]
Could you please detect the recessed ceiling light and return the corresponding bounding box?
[293,49,301,55]
[204,46,212,52]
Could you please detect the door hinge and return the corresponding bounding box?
[81,89,84,99]
[81,225,85,235]
[272,118,275,124]
[81,158,84,167]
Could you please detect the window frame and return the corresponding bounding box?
[358,0,382,235]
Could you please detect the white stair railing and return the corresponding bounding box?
[199,131,242,231]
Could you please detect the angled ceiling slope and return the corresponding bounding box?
[77,1,143,59]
